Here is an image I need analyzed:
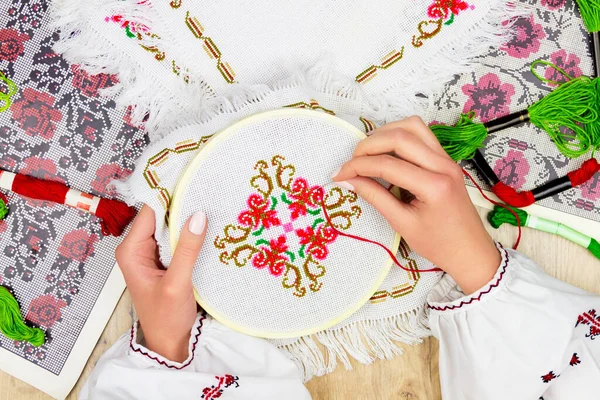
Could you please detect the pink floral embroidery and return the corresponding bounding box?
[427,0,469,19]
[500,16,545,59]
[296,225,338,260]
[58,229,99,262]
[493,150,530,190]
[238,193,281,229]
[580,175,600,201]
[26,294,67,328]
[544,50,582,85]
[462,73,515,122]
[541,0,566,10]
[70,65,116,97]
[288,178,325,220]
[252,236,289,276]
[10,88,62,140]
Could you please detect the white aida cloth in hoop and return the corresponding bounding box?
[169,109,400,338]
[51,0,528,380]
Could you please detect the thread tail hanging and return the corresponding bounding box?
[0,286,45,346]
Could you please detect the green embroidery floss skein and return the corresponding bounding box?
[0,193,8,220]
[0,71,18,113]
[488,205,600,261]
[0,287,45,346]
[572,0,600,76]
[430,61,600,161]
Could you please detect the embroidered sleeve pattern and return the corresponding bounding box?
[201,374,240,400]
[214,155,362,298]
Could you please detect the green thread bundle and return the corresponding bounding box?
[0,287,45,346]
[430,61,600,161]
[488,205,600,261]
[574,0,600,32]
[0,193,8,220]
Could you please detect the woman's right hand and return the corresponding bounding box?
[333,116,501,294]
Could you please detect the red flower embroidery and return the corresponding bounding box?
[58,229,99,262]
[238,194,280,229]
[201,374,240,400]
[427,0,469,19]
[20,157,63,182]
[252,236,289,276]
[541,371,559,383]
[288,178,324,220]
[0,28,29,62]
[570,353,581,366]
[26,294,67,328]
[70,65,115,97]
[493,150,531,190]
[296,225,338,260]
[91,164,131,196]
[10,88,62,140]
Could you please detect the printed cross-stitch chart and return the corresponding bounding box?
[0,0,146,398]
[428,0,599,235]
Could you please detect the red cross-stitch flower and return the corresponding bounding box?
[541,371,559,383]
[238,193,281,230]
[296,225,338,260]
[288,178,324,220]
[252,236,289,276]
[26,294,67,328]
[427,0,470,19]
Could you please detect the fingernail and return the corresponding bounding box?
[336,180,354,191]
[331,167,341,181]
[188,211,207,235]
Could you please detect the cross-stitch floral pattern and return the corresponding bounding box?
[214,155,361,298]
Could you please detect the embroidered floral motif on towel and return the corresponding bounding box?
[201,374,240,399]
[214,155,362,298]
[143,136,213,211]
[411,0,473,48]
[575,309,600,340]
[184,11,236,84]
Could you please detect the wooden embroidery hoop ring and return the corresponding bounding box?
[169,108,401,338]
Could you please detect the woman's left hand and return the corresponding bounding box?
[116,205,207,362]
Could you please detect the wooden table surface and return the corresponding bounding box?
[2,207,600,400]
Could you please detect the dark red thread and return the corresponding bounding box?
[129,314,206,369]
[568,158,600,186]
[427,248,509,311]
[320,199,442,273]
[462,168,522,250]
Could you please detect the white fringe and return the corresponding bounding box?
[50,0,531,143]
[278,307,432,382]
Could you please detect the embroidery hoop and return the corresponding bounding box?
[169,109,401,338]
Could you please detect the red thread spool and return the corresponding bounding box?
[2,171,136,236]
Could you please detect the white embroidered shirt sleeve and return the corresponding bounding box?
[79,314,311,400]
[428,246,600,400]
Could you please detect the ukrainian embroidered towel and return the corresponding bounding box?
[50,0,527,379]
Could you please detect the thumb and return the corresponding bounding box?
[166,211,208,287]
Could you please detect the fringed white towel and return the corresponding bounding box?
[50,0,527,380]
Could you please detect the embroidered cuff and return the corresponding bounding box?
[427,244,509,312]
[128,313,206,370]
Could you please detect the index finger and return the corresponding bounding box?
[357,116,448,158]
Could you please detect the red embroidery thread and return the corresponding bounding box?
[575,309,600,339]
[129,314,205,369]
[570,353,581,366]
[541,371,559,383]
[427,247,508,311]
[201,374,240,399]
